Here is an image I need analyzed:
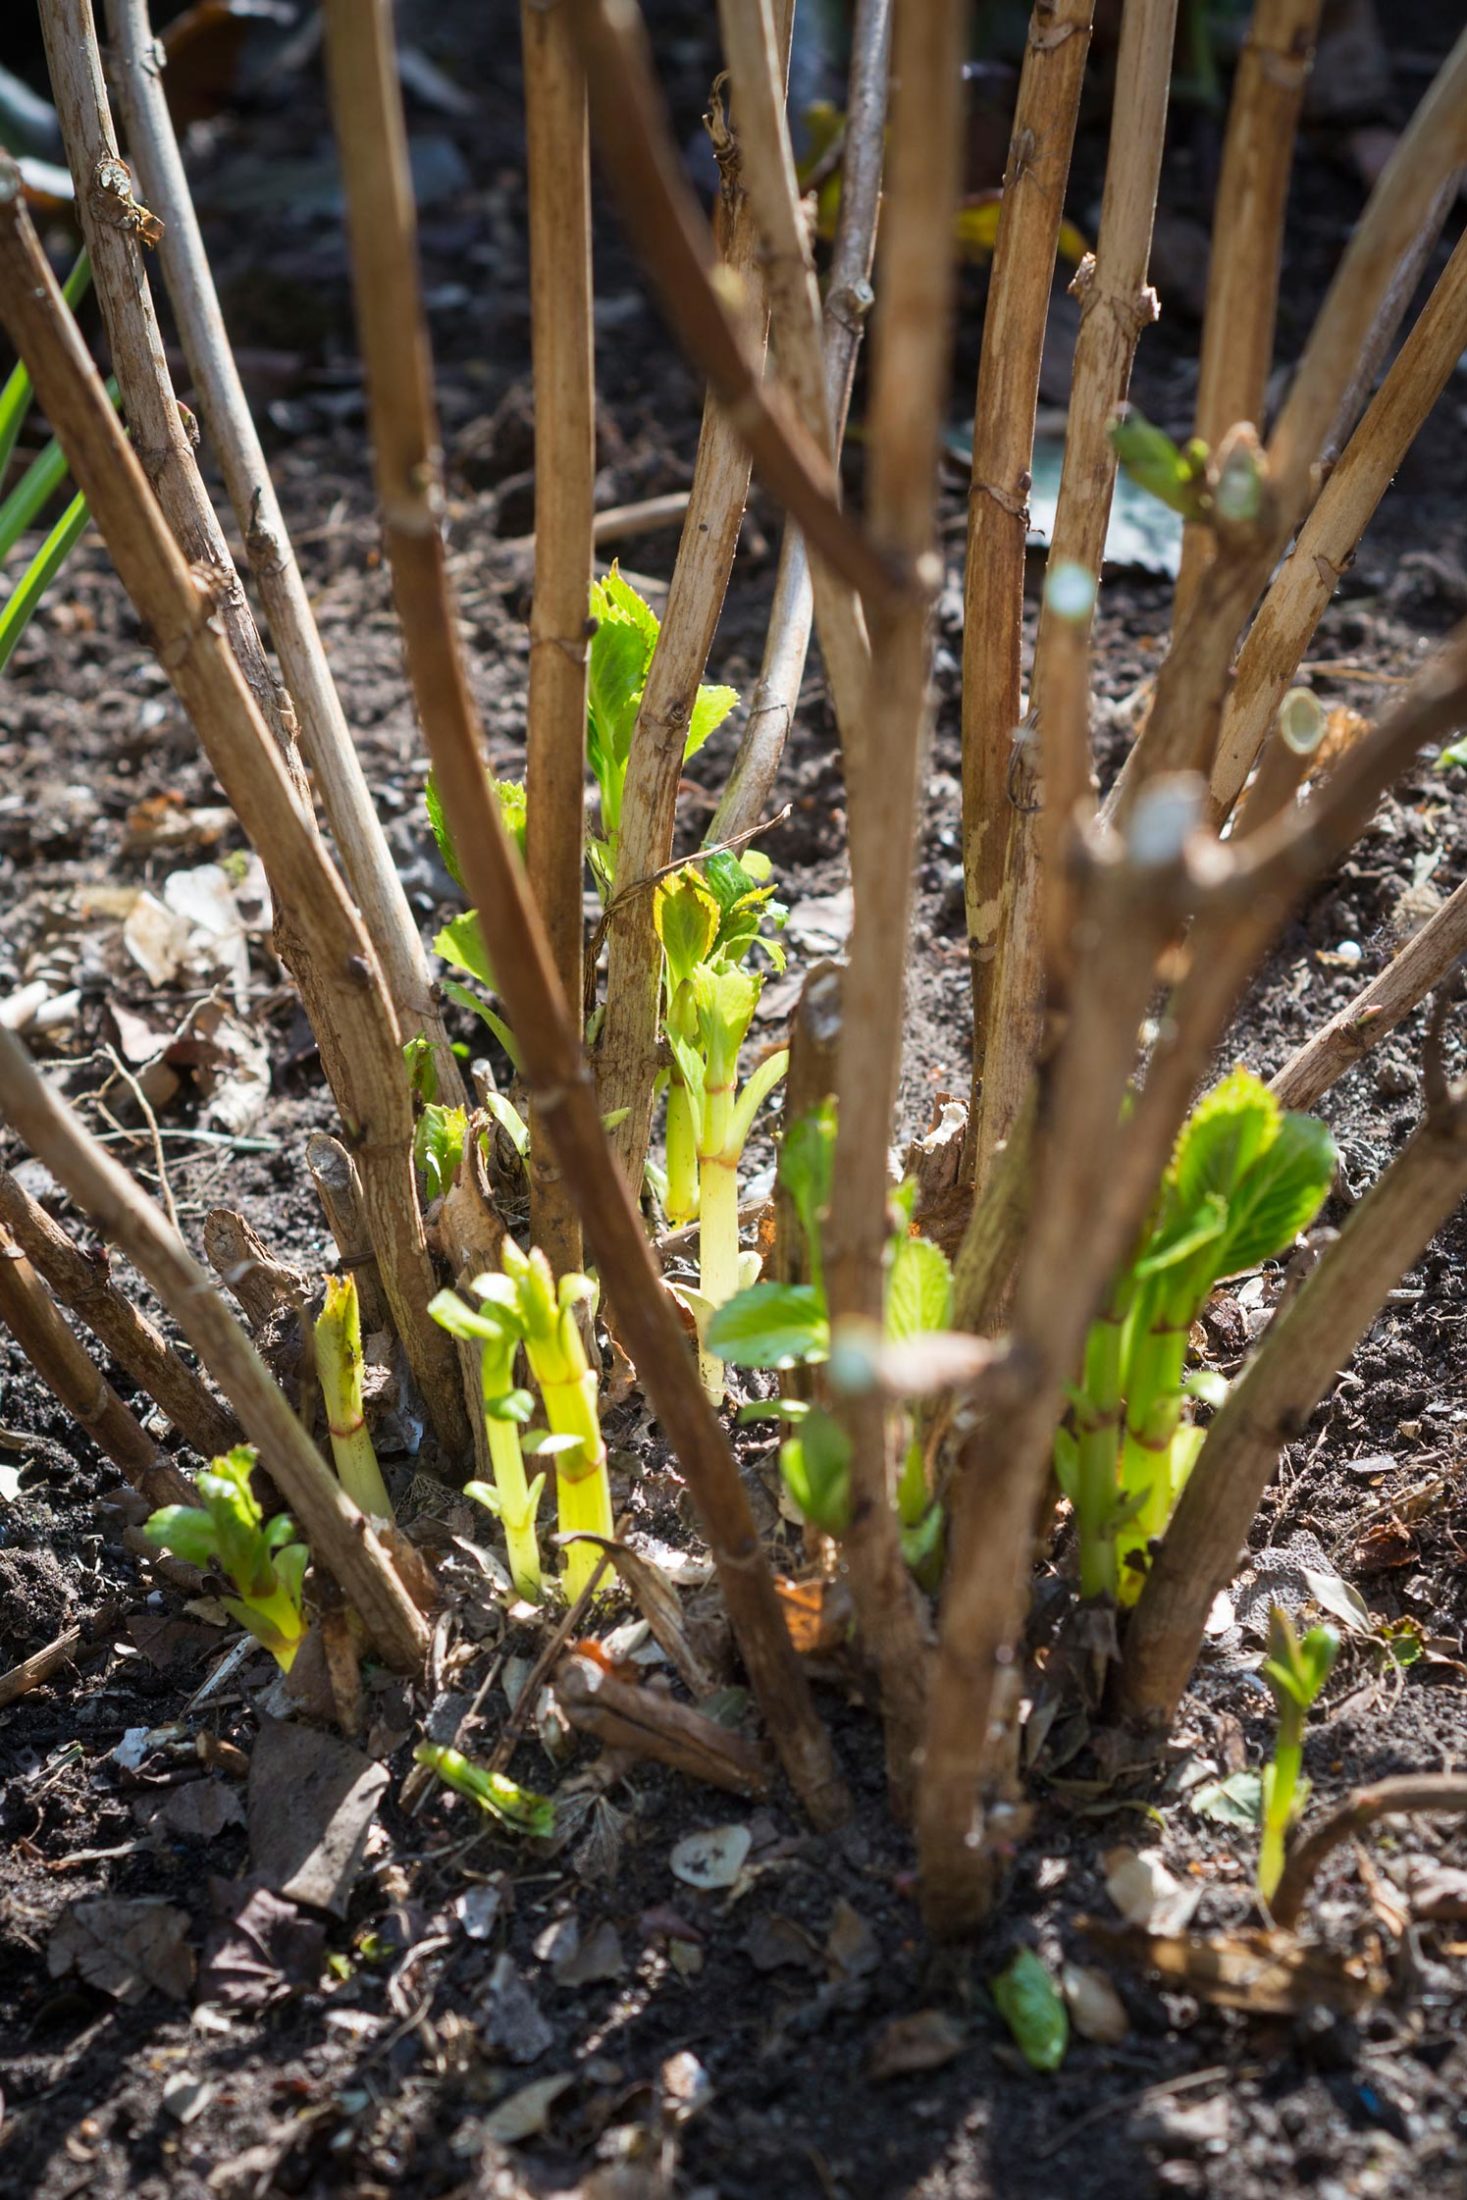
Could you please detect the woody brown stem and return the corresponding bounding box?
[709,0,891,847]
[0,1029,430,1670]
[39,0,306,804]
[0,1163,239,1458]
[1108,25,1467,812]
[1210,228,1467,819]
[0,165,471,1462]
[320,0,848,1828]
[0,1228,195,1509]
[822,0,969,1811]
[105,0,461,1101]
[522,0,593,1273]
[1172,0,1322,623]
[972,0,1168,1188]
[1269,875,1467,1112]
[594,6,789,1195]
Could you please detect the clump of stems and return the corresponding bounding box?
[1057,1070,1335,1605]
[434,1241,613,1602]
[145,1446,309,1672]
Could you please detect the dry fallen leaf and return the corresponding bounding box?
[48,1897,194,2003]
[1081,1919,1385,2015]
[1102,1846,1201,1935]
[670,1822,751,1892]
[867,2009,965,2080]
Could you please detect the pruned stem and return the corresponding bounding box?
[0,1227,195,1509]
[305,1132,390,1333]
[521,0,593,1272]
[1210,227,1467,819]
[709,0,891,847]
[1271,1775,1467,1931]
[0,166,473,1462]
[39,0,306,803]
[1172,0,1322,623]
[0,1162,239,1458]
[0,1025,430,1672]
[320,0,848,1828]
[105,0,462,1099]
[823,0,969,1810]
[1269,874,1467,1112]
[1117,1080,1467,1729]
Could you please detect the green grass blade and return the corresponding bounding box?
[0,489,92,675]
[0,250,91,491]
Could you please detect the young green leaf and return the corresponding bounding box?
[424,770,464,889]
[685,680,739,759]
[705,1281,830,1368]
[1168,1067,1281,1216]
[654,869,720,990]
[1109,407,1210,522]
[1213,1110,1336,1276]
[414,1103,467,1201]
[885,1235,954,1341]
[779,1406,852,1533]
[990,1947,1069,2072]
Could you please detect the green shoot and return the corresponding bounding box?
[1056,1069,1335,1605]
[714,1102,953,1559]
[1109,406,1211,521]
[143,1445,309,1672]
[654,860,789,1396]
[1258,1606,1339,1901]
[586,564,737,892]
[433,1240,612,1602]
[429,1280,546,1604]
[314,1274,394,1521]
[413,1742,555,1836]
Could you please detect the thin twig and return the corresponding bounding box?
[1271,1775,1467,1931]
[709,0,892,847]
[101,1043,179,1234]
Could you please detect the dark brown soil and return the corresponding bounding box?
[3,4,1467,2197]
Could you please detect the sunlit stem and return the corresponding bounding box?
[697,1151,741,1399]
[314,1274,394,1520]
